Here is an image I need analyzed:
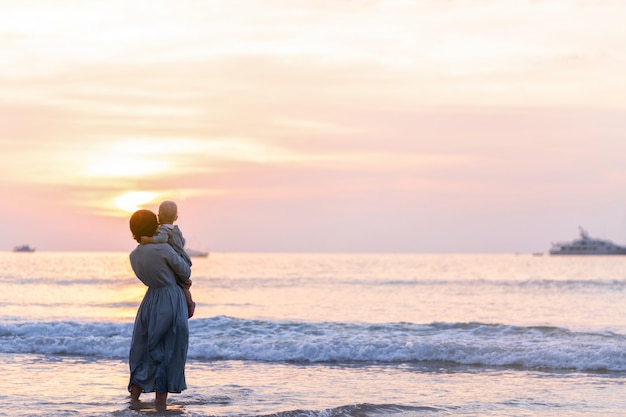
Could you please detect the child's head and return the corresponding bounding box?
[158,200,178,224]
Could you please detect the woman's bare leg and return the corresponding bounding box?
[155,392,168,408]
[130,384,142,401]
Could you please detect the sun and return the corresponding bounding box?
[114,191,159,213]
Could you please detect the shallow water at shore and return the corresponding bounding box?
[1,252,625,416]
[3,354,624,417]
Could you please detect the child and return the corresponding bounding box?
[141,200,196,318]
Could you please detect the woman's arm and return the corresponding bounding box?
[164,245,191,284]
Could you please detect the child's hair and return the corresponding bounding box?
[158,200,178,223]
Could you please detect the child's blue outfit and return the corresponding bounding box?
[152,224,193,267]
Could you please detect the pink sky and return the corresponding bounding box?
[2,0,626,253]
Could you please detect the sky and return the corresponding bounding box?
[2,0,626,253]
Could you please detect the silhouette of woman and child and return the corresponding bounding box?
[126,200,198,409]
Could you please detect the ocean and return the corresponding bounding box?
[0,252,625,416]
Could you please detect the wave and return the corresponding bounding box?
[189,277,626,294]
[265,403,440,417]
[1,316,624,372]
[3,274,625,293]
[369,278,626,292]
[108,402,439,417]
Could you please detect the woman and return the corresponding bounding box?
[127,209,192,407]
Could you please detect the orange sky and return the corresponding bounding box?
[2,0,626,252]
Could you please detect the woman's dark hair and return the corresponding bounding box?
[130,209,158,243]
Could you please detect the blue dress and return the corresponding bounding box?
[128,243,192,394]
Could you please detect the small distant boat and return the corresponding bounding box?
[549,227,626,255]
[13,244,35,253]
[185,248,209,258]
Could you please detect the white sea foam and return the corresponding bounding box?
[1,316,624,372]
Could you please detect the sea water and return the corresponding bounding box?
[0,252,625,416]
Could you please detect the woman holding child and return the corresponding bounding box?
[127,209,192,408]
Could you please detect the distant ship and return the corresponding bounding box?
[549,227,626,255]
[185,248,209,258]
[13,244,35,253]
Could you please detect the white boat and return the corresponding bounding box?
[549,227,626,255]
[185,248,209,257]
[13,244,35,253]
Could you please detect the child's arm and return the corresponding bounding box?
[140,226,170,244]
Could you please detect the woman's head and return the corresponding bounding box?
[130,209,158,243]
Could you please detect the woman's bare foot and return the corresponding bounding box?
[129,398,143,411]
[188,301,196,318]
